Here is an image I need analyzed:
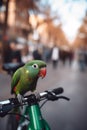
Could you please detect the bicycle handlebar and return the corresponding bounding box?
[0,87,70,117]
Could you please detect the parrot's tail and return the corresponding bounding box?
[11,88,15,95]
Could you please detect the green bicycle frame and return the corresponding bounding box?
[27,104,50,130]
[19,95,50,130]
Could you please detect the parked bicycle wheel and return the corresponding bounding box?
[6,115,18,130]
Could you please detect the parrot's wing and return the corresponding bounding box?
[11,68,21,94]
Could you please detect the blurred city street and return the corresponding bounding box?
[0,0,87,130]
[0,63,87,130]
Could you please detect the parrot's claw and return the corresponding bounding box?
[17,94,24,105]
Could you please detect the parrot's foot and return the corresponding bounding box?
[17,94,24,105]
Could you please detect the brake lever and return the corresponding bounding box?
[46,90,70,101]
[57,96,70,101]
[46,91,58,101]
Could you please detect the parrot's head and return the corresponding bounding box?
[24,60,47,79]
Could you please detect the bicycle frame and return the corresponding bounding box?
[19,94,50,130]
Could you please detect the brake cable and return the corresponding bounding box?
[7,112,30,121]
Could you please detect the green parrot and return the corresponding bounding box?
[11,60,47,103]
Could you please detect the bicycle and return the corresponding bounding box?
[0,87,70,130]
[2,62,25,130]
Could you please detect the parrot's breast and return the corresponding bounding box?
[15,76,38,95]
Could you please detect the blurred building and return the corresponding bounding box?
[73,11,87,48]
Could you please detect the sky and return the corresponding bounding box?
[48,0,87,42]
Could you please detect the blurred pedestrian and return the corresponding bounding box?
[77,46,86,71]
[51,44,59,69]
[42,45,52,63]
[3,40,22,63]
[32,44,42,60]
[9,41,22,63]
[68,51,74,66]
[21,43,33,63]
[3,41,12,63]
[0,40,3,72]
[84,46,87,67]
[59,49,66,66]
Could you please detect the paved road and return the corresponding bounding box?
[0,62,87,130]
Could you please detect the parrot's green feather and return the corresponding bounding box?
[11,68,21,94]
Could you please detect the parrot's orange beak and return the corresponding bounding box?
[38,67,47,78]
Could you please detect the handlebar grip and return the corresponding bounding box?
[52,87,64,95]
[0,98,19,117]
[0,103,13,117]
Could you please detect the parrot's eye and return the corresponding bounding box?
[32,64,38,69]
